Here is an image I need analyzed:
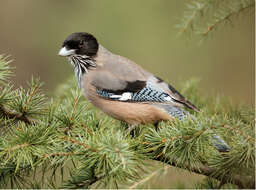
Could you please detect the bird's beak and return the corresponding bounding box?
[58,47,75,56]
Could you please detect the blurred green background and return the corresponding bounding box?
[0,0,254,105]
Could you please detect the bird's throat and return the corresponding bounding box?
[69,55,96,88]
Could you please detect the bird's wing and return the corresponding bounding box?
[149,76,199,112]
[90,69,196,110]
[90,69,147,95]
[92,53,199,111]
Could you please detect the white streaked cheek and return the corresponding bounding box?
[58,47,75,56]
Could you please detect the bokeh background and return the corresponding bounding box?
[0,0,254,105]
[0,0,254,188]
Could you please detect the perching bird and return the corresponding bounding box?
[58,32,230,152]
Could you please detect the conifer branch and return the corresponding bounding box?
[5,143,30,152]
[0,55,13,82]
[69,96,79,122]
[179,0,255,39]
[181,0,213,33]
[0,105,33,124]
[222,124,254,144]
[61,136,99,152]
[0,56,254,188]
[202,2,254,36]
[23,82,40,113]
[128,165,170,189]
[160,125,212,143]
[153,157,255,189]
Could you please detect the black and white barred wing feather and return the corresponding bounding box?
[97,82,174,103]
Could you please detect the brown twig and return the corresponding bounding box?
[61,136,98,152]
[23,84,39,113]
[69,96,79,122]
[222,124,254,144]
[202,3,254,36]
[0,105,32,124]
[5,143,30,152]
[183,1,210,33]
[81,124,93,135]
[183,11,197,33]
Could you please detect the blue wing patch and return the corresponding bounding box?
[96,83,173,103]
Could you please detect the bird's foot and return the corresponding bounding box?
[125,125,137,137]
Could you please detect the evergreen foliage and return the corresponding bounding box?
[0,56,254,189]
[177,0,255,40]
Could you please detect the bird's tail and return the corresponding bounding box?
[157,104,231,152]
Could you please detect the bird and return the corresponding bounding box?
[58,32,230,152]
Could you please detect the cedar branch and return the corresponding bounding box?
[153,156,255,189]
[0,105,32,124]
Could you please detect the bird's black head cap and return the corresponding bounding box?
[62,32,99,56]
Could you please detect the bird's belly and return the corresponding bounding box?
[90,98,172,125]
